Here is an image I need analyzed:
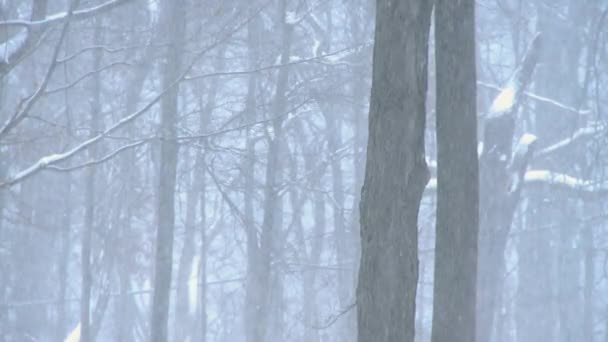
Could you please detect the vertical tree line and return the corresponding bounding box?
[0,0,607,341]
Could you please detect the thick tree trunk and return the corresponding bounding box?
[431,1,479,342]
[356,1,431,341]
[150,0,185,341]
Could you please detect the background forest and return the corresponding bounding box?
[1,0,607,341]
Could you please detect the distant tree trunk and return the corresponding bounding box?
[116,45,151,342]
[477,34,541,342]
[174,157,198,342]
[150,0,185,340]
[57,176,71,341]
[431,2,479,342]
[256,6,292,341]
[582,215,594,342]
[244,2,293,341]
[292,116,324,342]
[198,47,224,342]
[81,19,103,342]
[243,13,261,342]
[517,3,585,341]
[356,1,432,341]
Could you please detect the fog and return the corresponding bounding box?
[0,0,606,341]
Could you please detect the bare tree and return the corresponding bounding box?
[431,1,479,342]
[149,0,185,341]
[356,0,432,341]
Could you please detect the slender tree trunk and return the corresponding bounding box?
[431,1,479,342]
[245,3,293,341]
[198,45,224,342]
[243,13,261,342]
[174,161,198,342]
[116,52,150,342]
[356,1,432,341]
[150,0,185,340]
[57,177,71,341]
[81,19,103,342]
[583,218,594,342]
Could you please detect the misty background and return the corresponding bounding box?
[0,0,607,341]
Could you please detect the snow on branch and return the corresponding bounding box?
[478,81,590,117]
[0,28,27,64]
[0,0,133,30]
[64,323,81,342]
[535,123,604,158]
[0,0,133,76]
[0,9,257,188]
[486,33,541,119]
[0,0,79,140]
[426,169,608,196]
[524,170,608,195]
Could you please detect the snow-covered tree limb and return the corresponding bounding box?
[478,81,590,117]
[0,0,133,30]
[0,0,133,76]
[0,0,77,140]
[0,8,260,188]
[524,170,608,195]
[535,123,604,159]
[484,33,541,120]
[427,169,608,196]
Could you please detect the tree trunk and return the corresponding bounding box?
[150,0,185,340]
[116,43,152,342]
[477,34,541,342]
[81,19,103,342]
[356,1,432,341]
[57,176,71,341]
[431,1,479,342]
[243,13,261,342]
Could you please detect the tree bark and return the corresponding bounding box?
[431,1,479,342]
[356,1,431,341]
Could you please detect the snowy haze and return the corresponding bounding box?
[0,0,607,341]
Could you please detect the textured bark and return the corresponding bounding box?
[431,1,479,342]
[356,1,431,341]
[149,0,185,340]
